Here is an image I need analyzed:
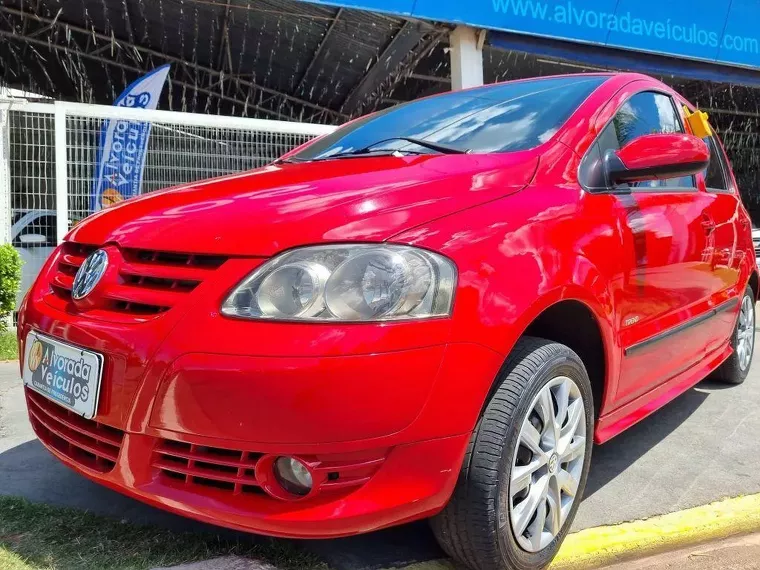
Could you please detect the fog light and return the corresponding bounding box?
[274,457,313,497]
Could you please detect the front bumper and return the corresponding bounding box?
[28,386,469,537]
[18,248,504,537]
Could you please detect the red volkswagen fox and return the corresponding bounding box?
[18,73,756,570]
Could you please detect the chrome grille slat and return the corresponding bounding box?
[48,242,227,321]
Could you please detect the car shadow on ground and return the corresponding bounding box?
[0,383,715,570]
[0,438,444,570]
[584,383,710,499]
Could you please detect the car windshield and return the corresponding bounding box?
[293,76,606,161]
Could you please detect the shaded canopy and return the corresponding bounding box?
[3,0,760,215]
[0,0,641,123]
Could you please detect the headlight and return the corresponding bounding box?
[222,245,456,322]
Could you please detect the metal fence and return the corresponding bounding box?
[0,100,335,307]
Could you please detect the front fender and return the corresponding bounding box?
[395,184,622,426]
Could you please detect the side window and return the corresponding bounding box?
[702,135,731,192]
[602,92,695,190]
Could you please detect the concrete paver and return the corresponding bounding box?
[2,333,760,569]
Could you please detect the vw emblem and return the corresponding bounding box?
[548,453,559,475]
[72,249,109,300]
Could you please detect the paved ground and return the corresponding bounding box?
[2,337,760,570]
[604,532,760,570]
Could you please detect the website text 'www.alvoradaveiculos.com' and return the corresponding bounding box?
[492,0,760,55]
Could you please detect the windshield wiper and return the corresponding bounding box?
[273,156,309,165]
[352,136,469,156]
[311,137,470,161]
[282,137,470,164]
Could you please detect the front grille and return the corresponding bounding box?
[154,439,264,496]
[154,438,386,499]
[26,390,124,473]
[49,242,227,320]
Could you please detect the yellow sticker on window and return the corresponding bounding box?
[683,106,712,138]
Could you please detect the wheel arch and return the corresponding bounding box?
[483,293,614,423]
[522,300,607,419]
[749,269,758,301]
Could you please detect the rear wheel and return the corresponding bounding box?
[713,286,755,384]
[431,337,594,570]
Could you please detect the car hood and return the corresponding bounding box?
[68,153,539,256]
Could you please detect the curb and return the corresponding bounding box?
[551,493,760,568]
[383,493,760,570]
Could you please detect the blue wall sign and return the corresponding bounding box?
[302,0,760,71]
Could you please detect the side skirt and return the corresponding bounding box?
[594,342,732,444]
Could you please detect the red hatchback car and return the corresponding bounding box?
[18,73,756,570]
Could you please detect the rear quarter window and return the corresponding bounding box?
[702,134,732,192]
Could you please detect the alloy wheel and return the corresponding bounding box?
[509,376,586,553]
[738,294,755,372]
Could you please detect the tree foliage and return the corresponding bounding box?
[0,244,22,324]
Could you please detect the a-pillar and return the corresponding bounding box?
[449,26,485,91]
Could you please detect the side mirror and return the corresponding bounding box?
[18,234,48,247]
[604,133,710,186]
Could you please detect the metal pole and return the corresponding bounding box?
[449,26,485,91]
[0,106,11,244]
[54,102,68,245]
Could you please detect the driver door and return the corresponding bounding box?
[600,92,717,405]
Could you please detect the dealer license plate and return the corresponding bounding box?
[22,331,104,419]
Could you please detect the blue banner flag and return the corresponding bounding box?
[91,64,171,212]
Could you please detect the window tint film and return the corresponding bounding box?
[608,92,694,189]
[294,76,606,159]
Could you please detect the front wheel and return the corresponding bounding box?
[431,337,594,570]
[713,286,755,384]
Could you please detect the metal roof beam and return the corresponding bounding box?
[26,7,62,39]
[0,5,346,121]
[121,0,136,44]
[215,0,232,72]
[0,30,300,121]
[293,7,343,97]
[359,30,447,115]
[409,73,450,83]
[340,20,425,116]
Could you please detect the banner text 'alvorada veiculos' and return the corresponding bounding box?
[304,0,760,70]
[91,64,170,212]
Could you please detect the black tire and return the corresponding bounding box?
[431,337,594,570]
[713,286,755,385]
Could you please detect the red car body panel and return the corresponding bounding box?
[18,73,757,538]
[66,153,538,256]
[615,133,710,179]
